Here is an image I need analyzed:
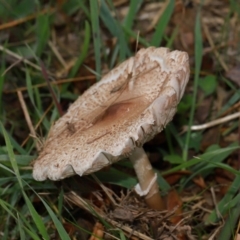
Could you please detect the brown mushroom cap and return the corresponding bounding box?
[33,47,189,181]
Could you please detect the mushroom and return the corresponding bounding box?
[33,47,189,210]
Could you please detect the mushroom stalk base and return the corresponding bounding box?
[129,147,165,211]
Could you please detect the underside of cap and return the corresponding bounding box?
[32,47,190,181]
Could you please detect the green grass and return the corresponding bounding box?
[183,6,203,162]
[0,0,240,239]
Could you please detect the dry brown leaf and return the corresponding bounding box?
[167,189,183,225]
[226,65,240,87]
[196,95,213,123]
[236,234,240,240]
[164,170,191,185]
[215,167,235,181]
[89,222,104,240]
[192,176,207,189]
[201,127,220,150]
[171,2,196,53]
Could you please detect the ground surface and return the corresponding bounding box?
[0,1,240,239]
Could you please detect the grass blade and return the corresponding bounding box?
[99,0,118,36]
[41,197,71,240]
[206,174,240,224]
[69,21,91,78]
[99,0,130,60]
[1,122,50,239]
[23,192,50,240]
[90,0,101,80]
[180,143,239,189]
[0,199,41,240]
[150,0,175,46]
[1,122,23,187]
[157,172,171,194]
[0,52,6,114]
[0,127,26,154]
[183,5,203,161]
[35,12,50,56]
[123,0,143,29]
[217,194,240,240]
[162,157,202,175]
[26,68,35,105]
[17,213,26,240]
[96,167,137,188]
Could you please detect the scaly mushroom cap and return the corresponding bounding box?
[33,47,189,181]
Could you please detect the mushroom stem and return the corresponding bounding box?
[129,147,165,210]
